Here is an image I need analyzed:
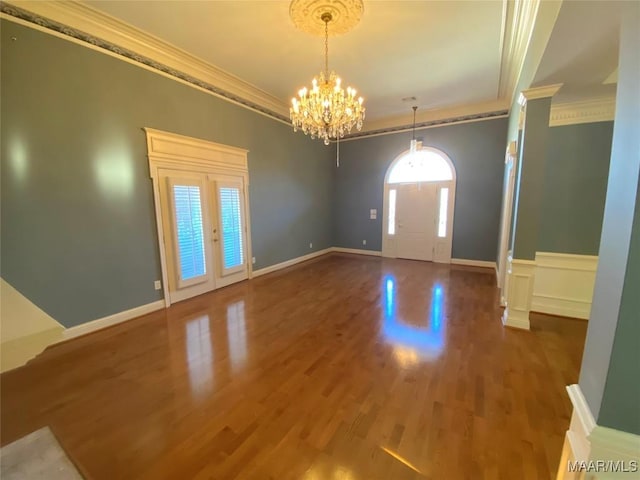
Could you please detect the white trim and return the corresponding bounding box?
[521,83,564,102]
[590,426,640,468]
[332,247,382,257]
[502,257,536,329]
[451,258,497,269]
[567,384,597,438]
[557,385,640,480]
[499,0,541,102]
[62,300,165,340]
[145,128,251,307]
[497,142,517,292]
[550,97,616,127]
[382,147,456,263]
[359,99,509,135]
[532,252,598,320]
[252,248,333,278]
[8,1,288,119]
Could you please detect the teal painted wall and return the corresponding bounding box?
[539,122,614,255]
[599,177,640,434]
[580,5,640,435]
[512,97,552,260]
[1,20,333,327]
[333,118,508,261]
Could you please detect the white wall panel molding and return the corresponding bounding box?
[550,97,616,127]
[502,257,536,330]
[532,252,598,320]
[557,384,640,480]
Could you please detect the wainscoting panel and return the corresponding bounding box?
[556,385,640,480]
[532,252,598,320]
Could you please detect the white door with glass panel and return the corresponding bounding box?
[159,170,248,303]
[382,145,456,263]
[210,178,248,288]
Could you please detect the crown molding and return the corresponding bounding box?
[520,83,564,103]
[4,0,290,120]
[1,0,521,135]
[498,0,541,103]
[359,99,510,135]
[550,97,616,126]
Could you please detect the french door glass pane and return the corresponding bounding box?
[173,185,206,280]
[219,187,244,269]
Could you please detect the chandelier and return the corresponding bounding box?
[289,2,365,145]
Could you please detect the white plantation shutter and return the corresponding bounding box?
[171,183,207,286]
[219,186,244,270]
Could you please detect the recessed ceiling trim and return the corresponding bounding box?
[359,98,510,134]
[3,0,290,120]
[498,0,541,102]
[550,97,616,127]
[342,109,509,142]
[3,0,517,133]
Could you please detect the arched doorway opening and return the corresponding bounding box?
[382,145,457,263]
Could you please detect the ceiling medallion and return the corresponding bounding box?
[289,0,364,37]
[289,0,366,146]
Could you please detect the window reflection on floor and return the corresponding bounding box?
[185,315,213,399]
[382,275,445,366]
[226,300,247,373]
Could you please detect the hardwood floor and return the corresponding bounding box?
[1,254,587,479]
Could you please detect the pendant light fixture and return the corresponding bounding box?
[410,105,420,153]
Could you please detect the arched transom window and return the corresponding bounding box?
[387,149,454,184]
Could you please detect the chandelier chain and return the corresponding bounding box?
[324,17,329,76]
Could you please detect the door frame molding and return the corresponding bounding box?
[381,145,457,262]
[144,128,252,307]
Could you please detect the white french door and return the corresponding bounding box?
[158,169,248,304]
[395,183,437,261]
[210,177,248,288]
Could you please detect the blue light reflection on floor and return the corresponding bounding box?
[382,275,445,363]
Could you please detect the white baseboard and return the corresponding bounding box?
[451,258,497,269]
[332,247,382,256]
[63,300,165,340]
[251,248,333,278]
[532,252,598,320]
[557,384,640,480]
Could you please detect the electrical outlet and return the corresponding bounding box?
[252,257,256,264]
[362,239,367,246]
[309,242,313,249]
[154,280,162,290]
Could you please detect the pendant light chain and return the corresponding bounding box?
[412,105,417,141]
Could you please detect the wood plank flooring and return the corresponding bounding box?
[0,254,587,479]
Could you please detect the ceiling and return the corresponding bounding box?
[532,0,621,104]
[83,0,507,124]
[6,0,622,131]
